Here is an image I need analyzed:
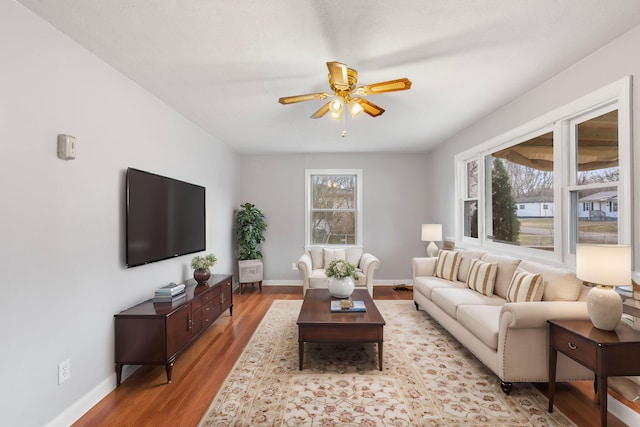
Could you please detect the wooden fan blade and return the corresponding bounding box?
[353,98,385,117]
[358,78,412,95]
[279,92,328,104]
[326,62,349,90]
[310,101,331,119]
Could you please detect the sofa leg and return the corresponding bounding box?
[414,301,419,310]
[500,381,513,395]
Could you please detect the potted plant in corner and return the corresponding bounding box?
[191,253,217,286]
[234,202,267,293]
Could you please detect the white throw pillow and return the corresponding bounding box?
[507,269,544,302]
[466,259,498,296]
[308,247,324,269]
[323,248,346,268]
[434,250,461,282]
[345,247,363,267]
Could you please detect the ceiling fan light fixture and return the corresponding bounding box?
[279,62,411,122]
[348,99,364,118]
[329,98,344,120]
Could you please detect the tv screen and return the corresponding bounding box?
[126,168,206,267]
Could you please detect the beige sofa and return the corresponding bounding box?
[413,249,593,393]
[298,247,380,296]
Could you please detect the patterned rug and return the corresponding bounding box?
[199,300,574,426]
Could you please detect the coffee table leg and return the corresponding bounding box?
[378,341,383,371]
[299,341,304,370]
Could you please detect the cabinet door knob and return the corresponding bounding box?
[568,342,577,350]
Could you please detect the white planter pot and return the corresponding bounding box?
[328,277,355,299]
[239,259,263,283]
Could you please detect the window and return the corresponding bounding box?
[455,77,631,264]
[486,130,555,251]
[305,169,363,246]
[569,109,621,249]
[461,159,478,238]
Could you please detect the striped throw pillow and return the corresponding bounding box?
[466,259,498,296]
[434,250,461,281]
[506,270,544,302]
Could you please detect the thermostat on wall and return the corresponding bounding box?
[57,134,76,160]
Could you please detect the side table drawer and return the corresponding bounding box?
[551,327,596,368]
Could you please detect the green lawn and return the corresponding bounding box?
[517,217,618,246]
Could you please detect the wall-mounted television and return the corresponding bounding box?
[126,168,206,267]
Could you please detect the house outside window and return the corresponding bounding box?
[455,77,631,264]
[305,169,363,246]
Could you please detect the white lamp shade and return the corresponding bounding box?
[421,224,442,242]
[576,244,631,287]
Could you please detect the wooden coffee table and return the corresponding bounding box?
[296,289,386,370]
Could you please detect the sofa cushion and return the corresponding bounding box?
[435,250,461,281]
[457,305,502,350]
[457,250,487,282]
[506,268,544,302]
[413,276,466,300]
[309,247,324,269]
[518,260,583,301]
[323,248,346,267]
[480,254,521,299]
[431,288,505,319]
[345,247,364,267]
[466,259,498,296]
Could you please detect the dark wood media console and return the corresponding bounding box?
[114,274,232,386]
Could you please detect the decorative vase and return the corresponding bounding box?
[194,268,211,286]
[328,276,355,299]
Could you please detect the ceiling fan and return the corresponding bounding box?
[278,61,412,120]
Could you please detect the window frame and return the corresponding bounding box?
[305,169,363,247]
[454,76,631,266]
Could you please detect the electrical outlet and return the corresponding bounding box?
[58,359,71,384]
[291,263,297,270]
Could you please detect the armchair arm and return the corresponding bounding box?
[297,253,312,292]
[500,301,589,329]
[359,253,380,285]
[412,257,437,279]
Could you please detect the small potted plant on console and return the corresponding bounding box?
[191,253,217,286]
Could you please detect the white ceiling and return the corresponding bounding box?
[16,0,640,154]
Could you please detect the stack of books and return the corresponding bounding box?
[153,282,186,303]
[330,300,366,312]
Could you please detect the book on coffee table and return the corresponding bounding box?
[330,300,366,312]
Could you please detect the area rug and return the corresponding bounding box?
[199,300,574,426]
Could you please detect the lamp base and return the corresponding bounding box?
[426,241,439,258]
[587,285,622,331]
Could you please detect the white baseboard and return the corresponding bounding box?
[45,374,116,427]
[609,393,640,425]
[261,280,414,286]
[263,280,301,285]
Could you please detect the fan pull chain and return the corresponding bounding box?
[341,111,347,138]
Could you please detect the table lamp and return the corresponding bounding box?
[421,224,442,258]
[576,244,631,331]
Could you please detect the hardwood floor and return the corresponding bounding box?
[74,286,629,426]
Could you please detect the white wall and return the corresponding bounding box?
[238,153,430,282]
[427,23,640,268]
[0,2,238,426]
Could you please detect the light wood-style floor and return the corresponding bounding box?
[73,286,632,427]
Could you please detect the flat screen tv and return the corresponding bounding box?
[126,168,206,267]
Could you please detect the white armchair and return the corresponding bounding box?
[297,247,380,296]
